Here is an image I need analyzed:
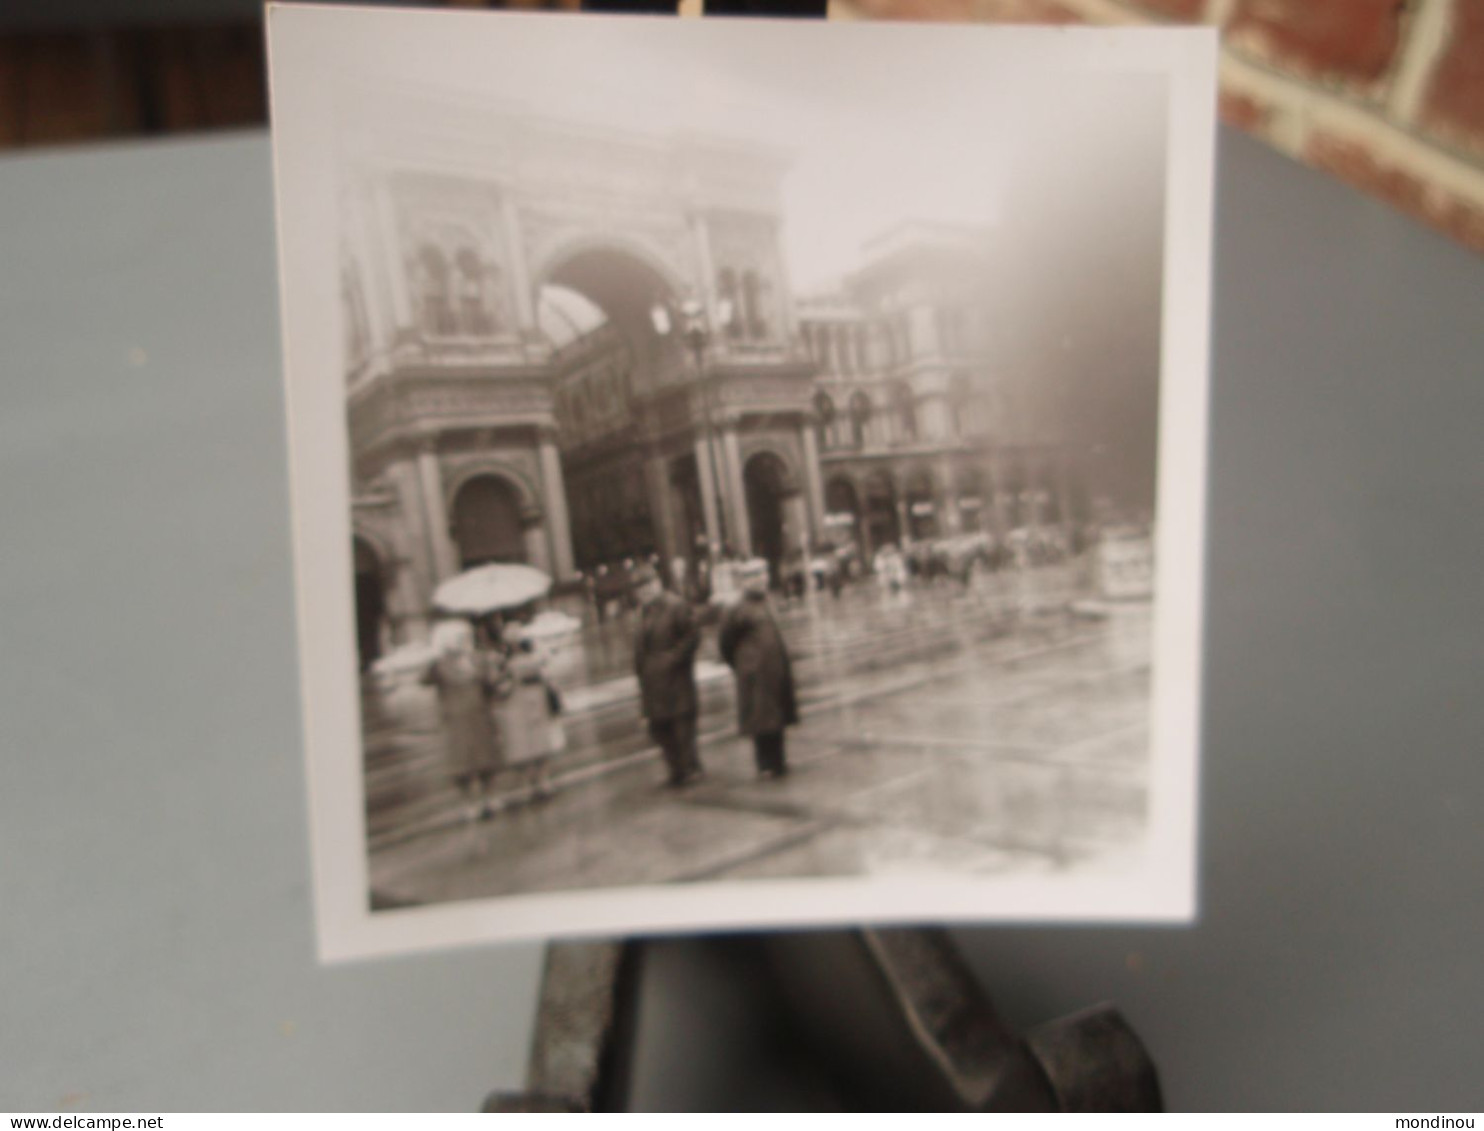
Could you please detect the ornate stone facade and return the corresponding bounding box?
[341,97,1082,664]
[799,224,1080,565]
[342,97,819,655]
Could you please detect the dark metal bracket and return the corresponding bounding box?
[485,930,1163,1112]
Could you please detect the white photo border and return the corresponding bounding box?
[266,4,1217,963]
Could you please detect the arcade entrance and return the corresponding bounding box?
[452,474,526,568]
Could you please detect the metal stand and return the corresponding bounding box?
[485,929,1162,1112]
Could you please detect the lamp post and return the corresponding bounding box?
[652,295,732,563]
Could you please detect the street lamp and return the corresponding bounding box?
[651,294,733,562]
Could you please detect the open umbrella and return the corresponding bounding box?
[369,639,440,678]
[433,563,552,617]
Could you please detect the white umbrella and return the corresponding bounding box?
[433,563,552,617]
[369,640,440,677]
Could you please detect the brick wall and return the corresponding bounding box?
[0,27,269,148]
[834,0,1484,256]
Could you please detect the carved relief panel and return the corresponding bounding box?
[389,173,517,343]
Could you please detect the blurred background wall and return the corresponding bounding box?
[839,0,1484,257]
[2,0,1480,245]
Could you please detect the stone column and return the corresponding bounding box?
[523,522,551,574]
[694,436,723,555]
[896,499,911,547]
[667,460,693,560]
[799,424,826,551]
[722,424,753,558]
[381,480,435,641]
[538,432,576,580]
[499,192,538,333]
[783,494,809,558]
[416,443,460,582]
[644,453,678,567]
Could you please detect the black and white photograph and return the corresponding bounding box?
[267,6,1215,959]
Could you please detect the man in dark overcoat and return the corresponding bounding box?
[718,561,799,779]
[632,564,704,787]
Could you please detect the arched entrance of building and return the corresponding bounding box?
[353,536,386,673]
[540,243,681,568]
[824,475,863,562]
[452,474,527,568]
[862,469,900,561]
[744,451,791,587]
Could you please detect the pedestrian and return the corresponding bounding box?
[718,560,799,780]
[594,564,610,624]
[631,563,704,787]
[420,618,509,821]
[498,631,563,803]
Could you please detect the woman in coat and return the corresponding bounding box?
[718,561,799,779]
[421,619,509,821]
[497,631,564,803]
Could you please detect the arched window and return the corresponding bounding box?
[891,381,917,442]
[455,247,496,336]
[849,391,872,449]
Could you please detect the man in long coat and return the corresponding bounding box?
[718,561,799,779]
[632,564,704,787]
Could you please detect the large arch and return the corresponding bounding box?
[539,241,689,569]
[534,231,687,304]
[442,459,541,519]
[743,451,793,587]
[541,242,683,396]
[451,473,528,568]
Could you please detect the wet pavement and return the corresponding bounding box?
[364,563,1155,908]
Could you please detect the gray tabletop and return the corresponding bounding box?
[1,127,1481,1112]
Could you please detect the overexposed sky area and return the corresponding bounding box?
[307,6,1170,292]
